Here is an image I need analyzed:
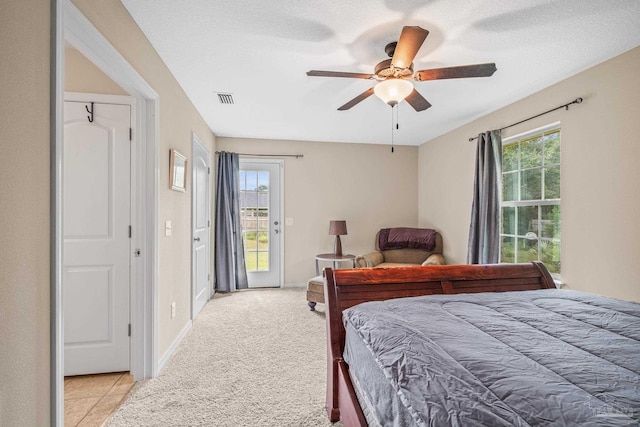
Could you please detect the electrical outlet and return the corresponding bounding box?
[285,217,294,226]
[165,220,172,236]
[171,302,176,318]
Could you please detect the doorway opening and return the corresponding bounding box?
[53,1,159,425]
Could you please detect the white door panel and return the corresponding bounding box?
[239,161,282,288]
[192,137,210,318]
[64,100,131,375]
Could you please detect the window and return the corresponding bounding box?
[239,170,270,271]
[500,124,561,278]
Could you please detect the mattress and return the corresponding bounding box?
[342,289,640,426]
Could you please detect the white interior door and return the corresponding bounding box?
[239,161,282,288]
[63,100,131,376]
[192,136,210,318]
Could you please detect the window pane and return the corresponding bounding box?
[540,239,561,274]
[503,142,518,172]
[255,231,269,249]
[544,131,560,165]
[503,172,517,202]
[258,192,269,208]
[541,205,561,239]
[257,251,269,271]
[502,206,515,235]
[243,232,260,260]
[257,171,269,191]
[239,171,246,190]
[245,171,257,190]
[501,236,515,263]
[520,136,543,169]
[516,237,539,263]
[243,190,258,208]
[517,205,538,236]
[544,166,560,199]
[245,251,258,272]
[521,168,542,200]
[245,218,258,233]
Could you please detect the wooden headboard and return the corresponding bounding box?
[323,262,556,426]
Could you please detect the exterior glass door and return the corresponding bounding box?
[239,161,282,287]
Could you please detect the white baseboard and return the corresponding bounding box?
[157,320,192,374]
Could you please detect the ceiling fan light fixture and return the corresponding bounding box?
[374,78,413,107]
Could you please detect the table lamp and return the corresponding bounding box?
[329,220,347,256]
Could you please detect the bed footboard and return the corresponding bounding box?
[324,262,555,426]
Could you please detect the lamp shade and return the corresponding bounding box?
[328,220,347,236]
[374,78,413,106]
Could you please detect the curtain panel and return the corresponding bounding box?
[214,152,248,292]
[467,130,502,264]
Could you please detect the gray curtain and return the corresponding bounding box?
[467,130,502,264]
[214,152,248,292]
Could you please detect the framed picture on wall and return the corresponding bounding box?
[170,149,187,192]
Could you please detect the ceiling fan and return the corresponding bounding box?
[307,26,497,112]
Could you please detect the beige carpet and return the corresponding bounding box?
[107,288,340,426]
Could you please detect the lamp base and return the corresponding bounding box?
[334,236,343,257]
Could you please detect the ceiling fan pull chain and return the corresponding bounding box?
[394,105,400,152]
[390,106,395,153]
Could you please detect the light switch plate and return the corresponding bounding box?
[165,220,172,236]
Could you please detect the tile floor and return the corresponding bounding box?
[64,372,135,427]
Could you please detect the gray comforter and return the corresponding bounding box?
[343,289,640,426]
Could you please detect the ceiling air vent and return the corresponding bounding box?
[217,93,234,105]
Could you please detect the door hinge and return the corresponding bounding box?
[128,225,132,238]
[208,220,210,227]
[134,249,141,257]
[129,127,133,141]
[128,323,131,337]
[208,167,211,175]
[208,273,210,282]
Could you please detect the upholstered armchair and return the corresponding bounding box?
[355,228,446,268]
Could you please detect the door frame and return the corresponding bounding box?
[239,158,285,287]
[52,1,160,425]
[191,132,211,319]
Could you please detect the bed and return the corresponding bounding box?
[323,262,640,426]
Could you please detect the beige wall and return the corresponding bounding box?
[418,46,640,302]
[0,1,51,425]
[70,0,216,357]
[1,2,217,423]
[216,138,419,284]
[65,47,128,95]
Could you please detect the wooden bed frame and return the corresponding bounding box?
[323,262,556,426]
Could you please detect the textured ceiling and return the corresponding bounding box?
[121,0,640,146]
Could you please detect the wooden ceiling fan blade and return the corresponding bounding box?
[307,70,374,79]
[414,63,497,81]
[391,26,429,69]
[405,89,432,112]
[338,87,375,110]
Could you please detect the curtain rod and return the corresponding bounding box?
[214,151,303,159]
[468,97,583,142]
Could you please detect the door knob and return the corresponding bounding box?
[194,237,201,242]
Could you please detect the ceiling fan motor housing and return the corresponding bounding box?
[375,59,413,79]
